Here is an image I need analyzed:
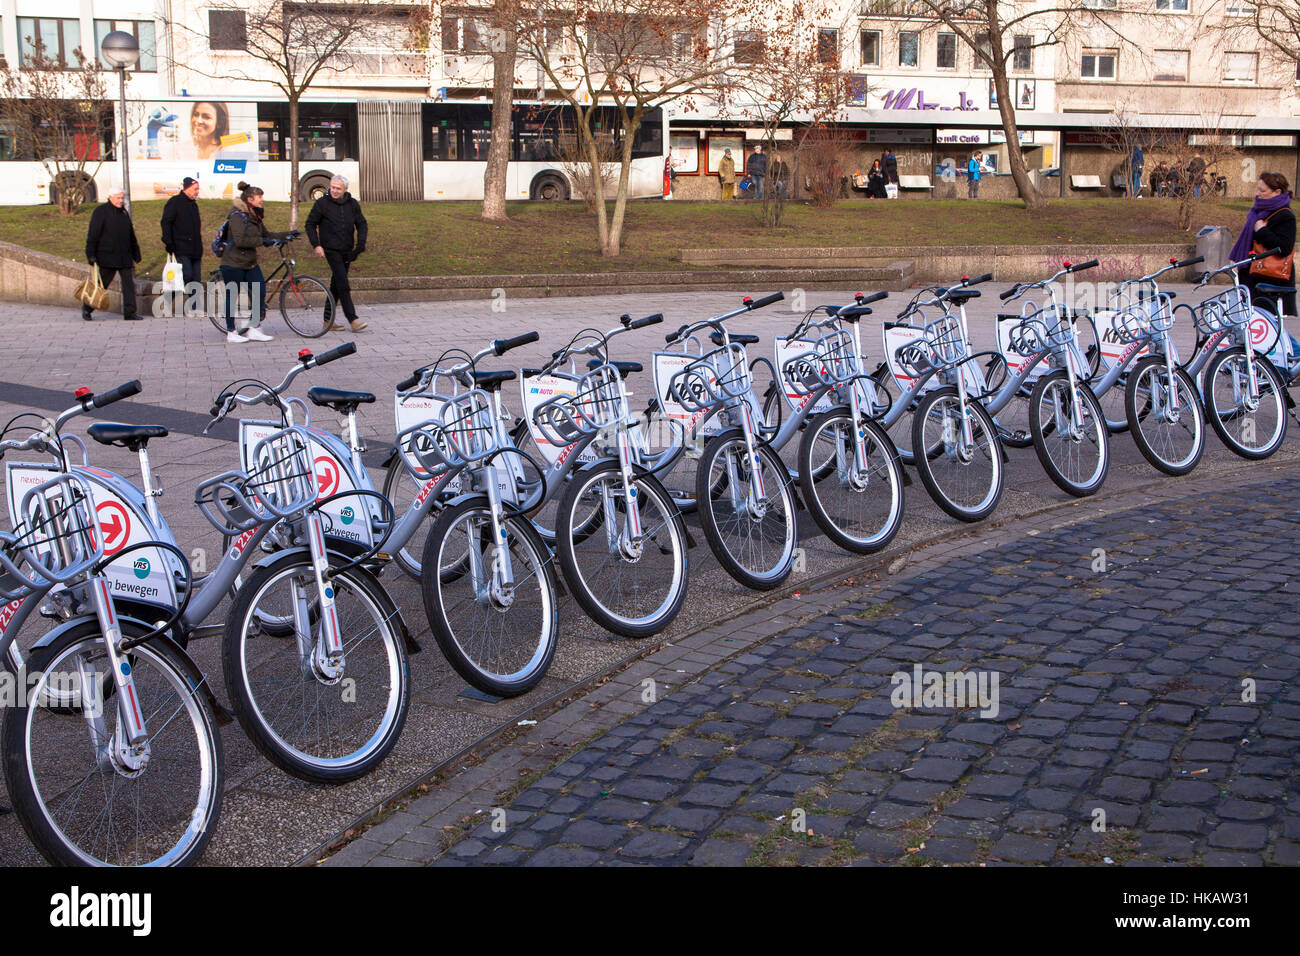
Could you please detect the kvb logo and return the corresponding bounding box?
[314,456,340,499]
[95,501,131,556]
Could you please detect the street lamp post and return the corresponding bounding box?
[100,31,140,215]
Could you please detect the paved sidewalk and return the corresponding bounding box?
[342,476,1300,867]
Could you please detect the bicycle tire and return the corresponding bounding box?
[279,275,333,338]
[2,621,223,866]
[555,462,689,638]
[1125,358,1205,476]
[695,429,797,590]
[798,407,904,554]
[911,386,1004,522]
[420,497,558,697]
[1029,371,1109,498]
[872,365,917,465]
[223,552,410,783]
[1202,346,1288,460]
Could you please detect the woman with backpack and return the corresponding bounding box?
[217,181,297,343]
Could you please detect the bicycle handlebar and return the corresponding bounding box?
[627,313,663,330]
[855,291,888,305]
[746,292,785,311]
[306,342,357,366]
[88,380,142,409]
[494,331,540,356]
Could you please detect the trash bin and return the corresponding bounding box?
[1194,225,1233,281]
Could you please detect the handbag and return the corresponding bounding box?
[1249,211,1294,282]
[75,266,110,311]
[161,254,184,293]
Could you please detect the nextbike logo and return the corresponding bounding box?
[214,159,246,174]
[132,557,150,579]
[339,506,355,525]
[891,664,1000,718]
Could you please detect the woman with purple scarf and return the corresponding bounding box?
[1231,172,1295,318]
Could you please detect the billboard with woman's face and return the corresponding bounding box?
[125,100,259,200]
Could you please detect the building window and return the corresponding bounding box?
[1223,51,1257,83]
[209,10,247,51]
[973,33,992,70]
[1225,1,1256,13]
[1153,49,1188,81]
[936,33,956,69]
[94,20,157,72]
[734,29,764,64]
[441,16,490,53]
[17,17,81,67]
[898,31,918,68]
[817,28,839,66]
[1155,0,1189,8]
[1012,35,1032,71]
[1081,48,1117,79]
[860,29,880,67]
[1081,0,1117,6]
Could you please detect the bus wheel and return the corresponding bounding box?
[50,172,96,207]
[531,175,569,202]
[298,171,334,203]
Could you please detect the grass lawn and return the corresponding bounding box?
[0,196,1250,281]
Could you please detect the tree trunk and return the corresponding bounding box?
[603,106,643,258]
[482,13,517,223]
[580,113,610,253]
[991,70,1042,210]
[288,94,301,228]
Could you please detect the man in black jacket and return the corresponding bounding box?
[84,190,142,321]
[306,175,368,332]
[161,176,203,315]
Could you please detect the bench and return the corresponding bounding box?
[1070,175,1104,189]
[899,175,932,190]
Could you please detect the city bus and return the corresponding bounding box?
[0,97,667,206]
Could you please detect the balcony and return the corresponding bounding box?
[318,50,428,84]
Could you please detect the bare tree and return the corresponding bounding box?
[478,0,522,222]
[1240,1,1300,77]
[518,0,750,257]
[724,4,850,226]
[0,42,113,214]
[170,0,399,226]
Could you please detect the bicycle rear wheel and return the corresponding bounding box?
[1202,347,1287,459]
[279,275,333,338]
[3,621,223,866]
[1029,371,1109,498]
[798,408,904,553]
[1125,358,1205,476]
[911,387,1003,523]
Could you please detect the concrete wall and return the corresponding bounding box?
[0,240,146,311]
[1062,147,1298,200]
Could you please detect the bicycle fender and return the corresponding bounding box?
[248,546,421,655]
[30,614,234,725]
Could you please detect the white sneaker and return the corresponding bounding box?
[244,327,274,342]
[227,331,249,344]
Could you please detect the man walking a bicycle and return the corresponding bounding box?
[306,175,369,333]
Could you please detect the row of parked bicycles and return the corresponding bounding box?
[0,246,1292,866]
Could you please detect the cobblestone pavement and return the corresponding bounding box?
[369,477,1300,867]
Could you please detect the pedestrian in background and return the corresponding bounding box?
[83,190,141,321]
[306,174,369,332]
[747,144,767,201]
[1233,172,1295,319]
[967,151,983,199]
[219,181,295,343]
[770,151,788,199]
[161,176,203,315]
[882,149,899,185]
[1129,144,1144,198]
[867,159,887,199]
[718,148,736,200]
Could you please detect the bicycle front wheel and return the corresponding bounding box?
[556,462,689,638]
[1125,358,1205,476]
[223,554,410,783]
[279,275,333,338]
[1203,347,1288,460]
[1029,371,1109,497]
[911,387,1004,523]
[3,622,223,866]
[798,408,904,553]
[420,497,558,697]
[695,429,797,590]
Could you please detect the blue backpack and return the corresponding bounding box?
[211,210,248,257]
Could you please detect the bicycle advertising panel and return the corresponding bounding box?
[239,421,377,547]
[652,352,730,452]
[995,314,1056,383]
[4,462,181,610]
[882,323,938,394]
[774,336,836,415]
[519,373,600,469]
[393,394,465,496]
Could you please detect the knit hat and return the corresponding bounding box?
[182,177,198,188]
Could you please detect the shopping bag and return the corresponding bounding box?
[885,183,899,200]
[75,266,110,311]
[161,254,185,293]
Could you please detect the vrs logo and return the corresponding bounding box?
[132,557,150,579]
[340,506,355,525]
[50,886,151,936]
